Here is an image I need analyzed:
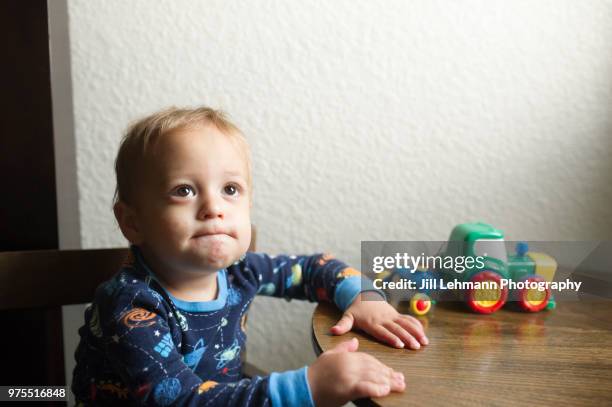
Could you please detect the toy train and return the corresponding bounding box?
[383,222,557,315]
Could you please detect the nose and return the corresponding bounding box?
[197,192,224,220]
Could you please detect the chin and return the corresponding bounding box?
[204,258,233,271]
[194,251,239,271]
[188,238,245,269]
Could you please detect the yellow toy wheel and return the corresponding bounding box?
[466,271,508,314]
[517,275,550,312]
[410,293,432,316]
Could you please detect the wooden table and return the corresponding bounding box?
[312,301,612,406]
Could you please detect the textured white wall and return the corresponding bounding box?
[60,0,612,383]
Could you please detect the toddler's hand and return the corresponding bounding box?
[308,338,405,407]
[330,292,429,350]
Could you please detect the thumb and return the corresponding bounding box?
[328,337,359,354]
[330,313,355,335]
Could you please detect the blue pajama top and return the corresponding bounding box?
[71,246,379,406]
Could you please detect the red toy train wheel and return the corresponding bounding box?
[517,275,550,312]
[465,271,508,314]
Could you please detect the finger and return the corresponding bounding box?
[353,381,391,399]
[403,314,424,329]
[330,313,355,335]
[363,362,405,393]
[396,315,429,345]
[396,314,428,342]
[385,322,421,350]
[396,313,424,331]
[367,324,404,348]
[390,371,406,392]
[327,337,359,354]
[361,365,394,386]
[360,355,406,392]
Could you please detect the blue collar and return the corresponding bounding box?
[130,245,228,312]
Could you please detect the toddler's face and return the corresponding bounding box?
[131,125,251,275]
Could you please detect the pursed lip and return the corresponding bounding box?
[192,228,235,239]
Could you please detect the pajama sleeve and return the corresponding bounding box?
[245,252,385,311]
[95,283,312,406]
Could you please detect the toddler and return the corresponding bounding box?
[72,107,428,406]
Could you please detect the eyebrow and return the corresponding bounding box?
[223,170,246,177]
[161,171,247,184]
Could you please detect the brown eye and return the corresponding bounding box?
[224,184,238,196]
[175,185,195,197]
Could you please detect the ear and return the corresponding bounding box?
[114,201,144,244]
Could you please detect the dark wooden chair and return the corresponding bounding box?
[0,227,264,398]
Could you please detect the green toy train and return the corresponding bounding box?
[385,222,557,315]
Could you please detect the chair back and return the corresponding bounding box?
[0,226,259,389]
[0,248,128,310]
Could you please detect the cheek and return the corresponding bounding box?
[165,215,191,236]
[237,202,251,225]
[149,209,192,241]
[241,223,252,250]
[239,209,252,250]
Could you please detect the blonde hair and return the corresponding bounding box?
[114,106,251,205]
